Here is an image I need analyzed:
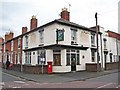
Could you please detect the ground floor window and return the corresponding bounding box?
[25,52,31,64]
[109,53,112,62]
[37,50,46,65]
[66,49,80,65]
[91,50,95,62]
[17,52,20,64]
[10,52,13,63]
[53,50,61,66]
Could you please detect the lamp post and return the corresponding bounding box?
[95,12,100,72]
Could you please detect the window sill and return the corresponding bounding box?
[24,64,32,66]
[66,64,81,66]
[76,64,81,65]
[36,64,46,66]
[39,44,44,46]
[53,65,62,66]
[66,65,70,66]
[71,43,78,45]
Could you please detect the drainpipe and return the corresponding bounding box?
[95,12,100,72]
[100,33,103,71]
[116,39,119,62]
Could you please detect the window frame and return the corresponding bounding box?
[25,36,28,48]
[25,52,31,64]
[18,38,21,49]
[53,50,61,66]
[39,29,44,44]
[11,40,14,51]
[103,38,107,49]
[37,50,46,65]
[71,28,77,45]
[66,49,80,66]
[91,33,95,46]
[91,50,95,62]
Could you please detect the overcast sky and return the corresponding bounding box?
[0,0,119,38]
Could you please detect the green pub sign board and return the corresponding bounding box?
[56,29,64,41]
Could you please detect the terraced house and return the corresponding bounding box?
[2,8,120,74]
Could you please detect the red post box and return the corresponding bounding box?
[47,61,52,74]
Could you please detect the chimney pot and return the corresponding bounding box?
[60,7,70,21]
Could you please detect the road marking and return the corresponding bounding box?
[14,81,25,84]
[116,85,120,88]
[25,83,29,85]
[12,86,21,88]
[3,72,25,81]
[39,83,49,85]
[0,82,5,86]
[97,83,113,88]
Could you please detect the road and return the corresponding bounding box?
[1,72,120,89]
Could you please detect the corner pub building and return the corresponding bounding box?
[2,8,120,74]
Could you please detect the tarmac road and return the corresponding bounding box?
[2,71,119,89]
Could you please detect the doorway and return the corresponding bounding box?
[71,54,76,71]
[104,54,107,70]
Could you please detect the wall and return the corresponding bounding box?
[6,64,47,74]
[53,49,71,73]
[80,30,91,47]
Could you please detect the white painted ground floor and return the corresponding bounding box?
[22,44,90,73]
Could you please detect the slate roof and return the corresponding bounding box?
[3,18,95,44]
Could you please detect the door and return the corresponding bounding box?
[104,54,107,70]
[71,54,76,71]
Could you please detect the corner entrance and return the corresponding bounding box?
[71,54,76,71]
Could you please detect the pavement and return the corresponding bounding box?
[2,69,119,83]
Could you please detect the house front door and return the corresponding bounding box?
[71,54,76,71]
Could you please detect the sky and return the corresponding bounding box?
[0,0,119,38]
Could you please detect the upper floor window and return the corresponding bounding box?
[103,38,107,49]
[18,38,21,49]
[91,33,95,46]
[11,40,14,51]
[25,36,28,48]
[39,30,44,44]
[71,29,77,45]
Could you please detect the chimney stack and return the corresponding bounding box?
[61,7,70,21]
[5,32,14,41]
[22,27,27,34]
[9,31,14,39]
[30,15,37,30]
[5,33,9,41]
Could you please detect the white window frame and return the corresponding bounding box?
[11,40,14,51]
[17,52,20,64]
[25,52,31,64]
[91,33,95,46]
[103,38,107,49]
[18,38,21,49]
[66,49,80,65]
[39,30,44,44]
[25,36,28,48]
[91,50,95,62]
[71,29,77,44]
[37,50,46,65]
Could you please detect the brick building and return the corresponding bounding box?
[0,37,4,63]
[2,8,120,73]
